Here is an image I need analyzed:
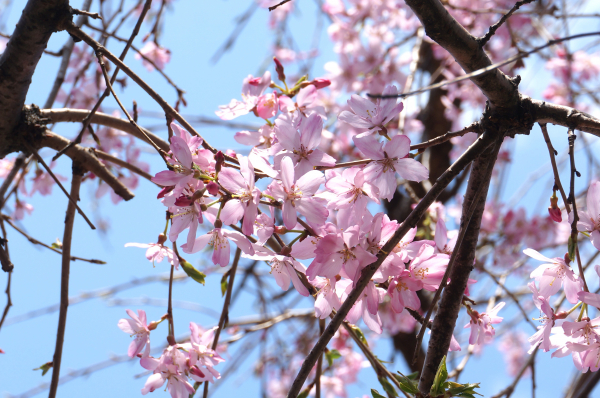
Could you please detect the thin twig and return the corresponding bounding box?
[54,0,153,161]
[28,149,96,230]
[2,215,105,264]
[478,0,536,47]
[369,31,600,99]
[540,123,571,212]
[269,0,291,11]
[48,164,84,398]
[568,129,589,292]
[93,149,154,182]
[0,153,26,210]
[204,248,242,398]
[315,318,325,398]
[0,220,12,332]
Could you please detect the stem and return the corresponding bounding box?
[48,164,84,398]
[204,248,242,398]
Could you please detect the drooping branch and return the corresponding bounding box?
[286,130,497,398]
[48,163,84,398]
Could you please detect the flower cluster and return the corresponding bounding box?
[118,310,224,397]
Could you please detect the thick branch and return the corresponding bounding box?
[39,130,135,201]
[532,98,600,137]
[418,136,501,393]
[286,130,497,398]
[404,0,519,109]
[0,0,71,157]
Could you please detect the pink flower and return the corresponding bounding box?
[117,309,151,358]
[307,225,377,281]
[354,134,429,200]
[257,92,278,119]
[387,270,422,313]
[181,227,254,267]
[278,85,326,123]
[524,248,583,303]
[216,71,272,120]
[140,345,195,398]
[343,280,385,334]
[577,181,600,250]
[338,85,404,136]
[528,282,556,353]
[13,199,33,220]
[324,167,379,225]
[408,245,449,292]
[184,324,225,383]
[464,302,505,345]
[274,114,336,177]
[245,245,310,296]
[136,41,171,71]
[125,242,180,268]
[312,277,342,318]
[218,155,261,235]
[269,156,329,230]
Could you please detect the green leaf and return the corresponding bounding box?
[33,361,53,376]
[568,235,576,262]
[406,371,419,380]
[350,325,369,347]
[378,376,398,397]
[393,373,419,395]
[220,270,230,296]
[297,389,310,398]
[446,382,482,397]
[325,349,342,367]
[371,389,386,398]
[180,261,206,285]
[430,355,449,397]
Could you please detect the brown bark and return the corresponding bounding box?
[0,0,72,157]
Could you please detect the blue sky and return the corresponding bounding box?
[1,1,600,397]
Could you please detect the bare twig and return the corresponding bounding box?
[268,0,291,11]
[478,0,536,47]
[203,248,242,398]
[48,164,84,398]
[540,123,571,212]
[28,149,96,230]
[2,215,105,264]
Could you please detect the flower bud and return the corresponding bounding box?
[190,365,206,378]
[248,77,262,86]
[148,320,160,330]
[174,195,193,207]
[157,186,174,199]
[215,151,225,173]
[273,57,286,82]
[207,181,219,196]
[274,225,288,234]
[311,78,331,89]
[157,233,167,245]
[548,194,562,222]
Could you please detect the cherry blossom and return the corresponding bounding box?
[577,181,600,250]
[118,309,151,358]
[136,41,171,71]
[524,248,583,303]
[464,302,505,346]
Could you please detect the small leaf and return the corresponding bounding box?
[447,382,482,397]
[33,361,53,376]
[350,325,368,347]
[297,389,310,398]
[325,349,341,367]
[378,376,398,397]
[393,373,419,395]
[406,371,419,380]
[371,389,386,398]
[220,271,230,296]
[430,355,448,397]
[180,261,206,285]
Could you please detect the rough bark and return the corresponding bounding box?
[0,0,72,157]
[418,138,501,393]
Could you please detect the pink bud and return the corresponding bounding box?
[215,151,225,172]
[311,78,331,89]
[274,225,288,234]
[207,182,219,196]
[157,186,174,199]
[273,57,286,82]
[248,77,262,86]
[190,365,206,378]
[226,149,237,158]
[174,195,193,207]
[548,206,562,222]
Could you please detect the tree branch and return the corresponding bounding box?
[286,130,497,398]
[48,163,84,398]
